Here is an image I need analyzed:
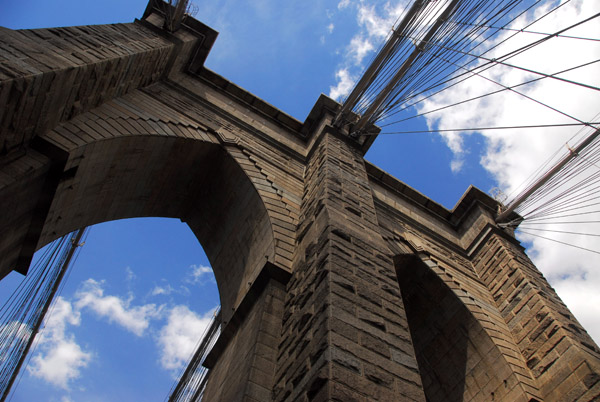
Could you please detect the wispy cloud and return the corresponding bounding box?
[151,284,176,296]
[356,3,400,40]
[75,279,164,337]
[328,1,409,100]
[338,0,350,10]
[157,305,217,372]
[330,68,358,101]
[185,264,214,285]
[348,36,374,65]
[125,267,136,282]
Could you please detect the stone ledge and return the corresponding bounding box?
[195,68,304,135]
[367,161,521,229]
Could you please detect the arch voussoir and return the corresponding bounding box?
[3,10,600,400]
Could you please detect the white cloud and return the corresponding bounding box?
[551,267,600,342]
[29,341,91,390]
[419,1,600,176]
[329,68,357,100]
[328,1,408,100]
[157,306,217,372]
[28,298,92,390]
[338,0,350,10]
[356,3,400,40]
[125,267,136,282]
[327,23,335,34]
[413,0,600,343]
[349,36,374,65]
[450,158,464,174]
[186,264,214,285]
[151,284,175,296]
[74,279,163,336]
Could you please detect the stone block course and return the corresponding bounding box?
[473,234,600,401]
[1,7,600,400]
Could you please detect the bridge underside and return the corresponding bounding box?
[1,2,599,400]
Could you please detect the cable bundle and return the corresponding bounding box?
[337,0,599,136]
[167,309,221,402]
[0,228,87,399]
[501,126,600,254]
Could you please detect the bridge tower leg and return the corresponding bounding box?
[272,125,426,401]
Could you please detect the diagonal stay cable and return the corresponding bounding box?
[349,0,538,124]
[517,147,600,214]
[410,47,597,129]
[447,20,600,42]
[502,210,600,228]
[374,0,521,118]
[518,229,600,255]
[380,59,600,127]
[518,152,600,208]
[520,164,600,212]
[381,2,595,118]
[413,11,600,93]
[374,122,599,135]
[519,227,600,238]
[520,220,600,225]
[377,0,565,117]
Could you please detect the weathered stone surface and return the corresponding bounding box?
[1,2,599,400]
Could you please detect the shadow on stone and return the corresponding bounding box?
[395,255,508,402]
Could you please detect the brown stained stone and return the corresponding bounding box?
[1,4,599,401]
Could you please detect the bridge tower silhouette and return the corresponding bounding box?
[1,1,599,400]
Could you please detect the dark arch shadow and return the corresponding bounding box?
[2,135,275,321]
[395,254,520,402]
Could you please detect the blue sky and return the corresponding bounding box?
[0,219,217,401]
[1,1,599,401]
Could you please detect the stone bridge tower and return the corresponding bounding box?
[1,2,599,401]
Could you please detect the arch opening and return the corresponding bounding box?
[0,217,220,400]
[1,134,276,323]
[395,255,522,402]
